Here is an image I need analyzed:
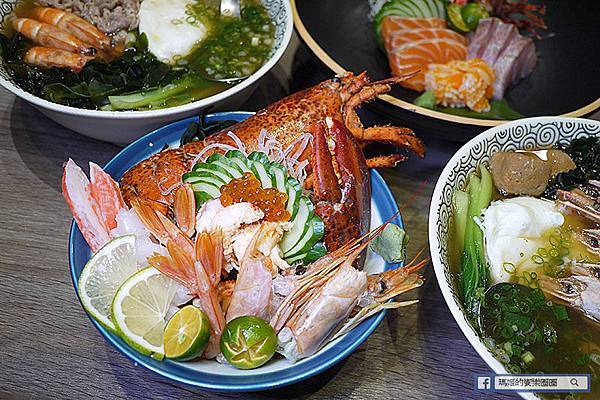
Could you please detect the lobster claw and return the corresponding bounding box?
[310,118,371,254]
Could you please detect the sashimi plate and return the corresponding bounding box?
[293,0,600,140]
[68,111,404,391]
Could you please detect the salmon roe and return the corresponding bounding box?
[220,172,291,222]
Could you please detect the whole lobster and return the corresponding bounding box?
[119,72,425,251]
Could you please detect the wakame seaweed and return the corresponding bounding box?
[0,33,184,109]
[543,136,600,198]
[180,108,237,146]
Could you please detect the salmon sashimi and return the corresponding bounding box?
[385,28,467,53]
[388,38,468,91]
[380,16,446,44]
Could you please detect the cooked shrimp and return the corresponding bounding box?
[540,262,600,323]
[62,159,125,252]
[173,184,196,238]
[273,222,426,362]
[226,222,285,322]
[24,46,91,72]
[136,189,227,359]
[12,18,96,56]
[148,234,226,359]
[30,7,117,55]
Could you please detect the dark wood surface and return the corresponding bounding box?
[0,34,597,400]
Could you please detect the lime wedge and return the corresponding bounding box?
[164,305,211,361]
[77,235,140,333]
[111,266,181,358]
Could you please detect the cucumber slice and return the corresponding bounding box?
[285,242,327,264]
[184,171,226,187]
[212,160,242,179]
[269,163,287,193]
[248,151,270,165]
[182,171,205,184]
[225,151,251,173]
[283,216,325,258]
[206,153,227,163]
[285,178,302,220]
[192,165,232,183]
[410,0,433,17]
[194,191,213,206]
[191,182,220,198]
[251,160,272,189]
[279,197,314,254]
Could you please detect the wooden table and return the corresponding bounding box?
[1,34,597,400]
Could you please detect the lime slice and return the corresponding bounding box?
[164,305,211,361]
[77,235,139,333]
[447,3,470,33]
[111,266,181,358]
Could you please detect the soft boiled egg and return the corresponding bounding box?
[138,0,208,65]
[481,196,564,284]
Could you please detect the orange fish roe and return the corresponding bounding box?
[220,172,291,222]
[424,58,495,112]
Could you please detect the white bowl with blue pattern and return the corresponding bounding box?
[429,117,600,400]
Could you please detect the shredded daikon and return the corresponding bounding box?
[191,143,239,165]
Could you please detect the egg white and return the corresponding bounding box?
[138,0,208,65]
[481,196,564,284]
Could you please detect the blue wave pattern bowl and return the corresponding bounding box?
[429,117,600,400]
[69,112,404,391]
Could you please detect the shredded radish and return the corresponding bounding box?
[284,133,312,161]
[191,143,239,165]
[227,132,247,155]
[158,179,181,196]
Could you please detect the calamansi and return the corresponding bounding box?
[220,316,277,369]
[164,305,211,361]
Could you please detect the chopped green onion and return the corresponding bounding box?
[552,304,569,322]
[522,351,535,365]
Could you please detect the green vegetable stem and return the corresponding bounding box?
[454,164,493,320]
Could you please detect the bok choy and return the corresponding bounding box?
[453,164,493,320]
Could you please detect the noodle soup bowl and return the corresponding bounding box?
[428,117,600,399]
[0,0,293,145]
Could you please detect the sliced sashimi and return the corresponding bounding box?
[480,20,518,67]
[493,37,537,100]
[385,27,467,52]
[467,17,537,99]
[388,38,468,91]
[380,16,446,44]
[466,18,497,60]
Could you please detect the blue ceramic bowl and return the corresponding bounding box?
[69,112,404,391]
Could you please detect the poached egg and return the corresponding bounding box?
[481,196,564,284]
[138,0,208,65]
